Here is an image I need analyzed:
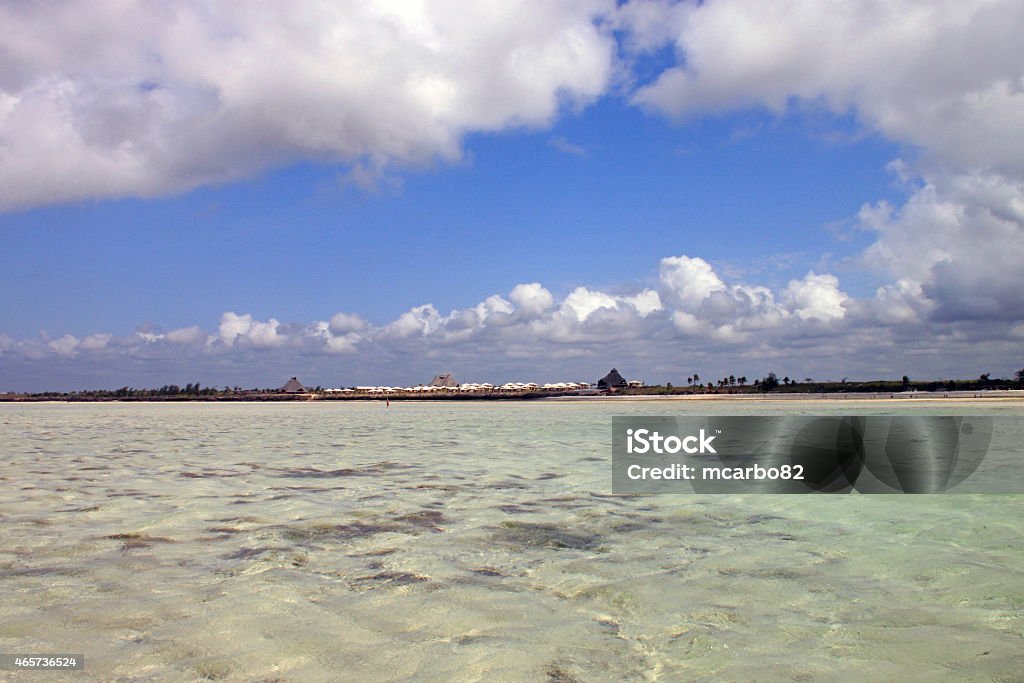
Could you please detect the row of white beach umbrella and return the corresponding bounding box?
[332,382,591,394]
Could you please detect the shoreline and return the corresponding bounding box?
[3,390,1024,404]
[544,390,1024,402]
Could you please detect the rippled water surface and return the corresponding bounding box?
[1,400,1023,681]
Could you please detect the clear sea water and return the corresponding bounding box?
[1,400,1022,681]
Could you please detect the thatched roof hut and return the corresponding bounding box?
[281,377,306,393]
[428,373,458,388]
[597,368,628,389]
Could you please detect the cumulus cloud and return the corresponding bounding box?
[328,313,368,334]
[3,250,1024,390]
[625,289,663,317]
[509,282,555,318]
[0,0,617,212]
[562,287,621,322]
[630,0,1024,177]
[379,304,443,341]
[626,0,1024,340]
[217,312,286,348]
[659,256,725,310]
[78,333,113,351]
[164,326,204,345]
[782,273,847,321]
[858,168,1024,321]
[48,334,80,358]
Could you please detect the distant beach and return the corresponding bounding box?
[545,390,1024,403]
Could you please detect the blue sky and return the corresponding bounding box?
[1,103,899,335]
[2,1,1023,390]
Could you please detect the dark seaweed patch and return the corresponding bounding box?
[412,483,462,492]
[180,469,246,478]
[1,566,85,577]
[498,504,537,514]
[106,532,175,551]
[351,571,429,589]
[106,532,175,543]
[274,461,414,479]
[221,546,285,560]
[276,467,358,478]
[747,514,785,524]
[470,567,507,577]
[279,521,403,543]
[493,522,602,551]
[280,509,447,544]
[395,510,446,531]
[545,664,583,683]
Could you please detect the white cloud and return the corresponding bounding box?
[782,272,848,321]
[323,334,360,355]
[379,304,443,341]
[164,326,204,345]
[217,312,286,348]
[562,286,621,322]
[329,313,368,334]
[625,289,663,317]
[218,312,254,346]
[49,334,80,358]
[473,295,515,320]
[549,136,588,157]
[245,319,286,348]
[863,279,933,325]
[509,282,555,317]
[0,0,618,212]
[79,333,113,351]
[631,0,1024,177]
[659,255,726,310]
[670,310,705,335]
[858,168,1024,321]
[4,249,1024,389]
[307,320,362,355]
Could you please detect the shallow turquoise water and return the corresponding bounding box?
[1,400,1022,681]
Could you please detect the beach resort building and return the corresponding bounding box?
[597,368,629,390]
[280,377,306,393]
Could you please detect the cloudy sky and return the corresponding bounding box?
[2,0,1023,391]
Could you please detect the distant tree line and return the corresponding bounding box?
[3,369,1024,400]
[633,368,1024,395]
